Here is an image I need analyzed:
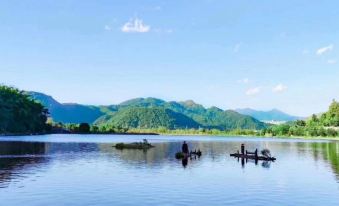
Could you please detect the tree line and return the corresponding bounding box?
[261,100,339,137]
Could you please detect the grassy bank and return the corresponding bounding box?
[124,128,339,140]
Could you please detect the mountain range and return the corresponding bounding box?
[235,108,302,122]
[28,92,269,130]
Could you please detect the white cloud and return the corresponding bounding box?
[316,44,334,55]
[327,59,337,64]
[272,84,288,93]
[246,87,261,96]
[237,78,249,84]
[233,42,242,53]
[121,18,150,33]
[104,25,112,31]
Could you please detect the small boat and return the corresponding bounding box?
[230,153,276,161]
[230,145,276,161]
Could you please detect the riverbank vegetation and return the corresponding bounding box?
[0,85,50,135]
[261,100,339,138]
[47,123,339,138]
[85,100,339,138]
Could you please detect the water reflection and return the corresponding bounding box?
[0,138,338,188]
[181,153,202,168]
[289,141,339,181]
[0,137,338,205]
[0,141,100,187]
[261,161,271,168]
[0,142,49,187]
[232,155,275,169]
[0,141,47,156]
[182,158,188,168]
[311,142,339,180]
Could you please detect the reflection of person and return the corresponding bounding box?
[241,158,245,168]
[182,158,188,168]
[182,141,189,154]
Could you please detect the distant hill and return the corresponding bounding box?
[28,93,267,130]
[27,92,105,124]
[97,107,201,129]
[235,108,302,122]
[104,98,267,130]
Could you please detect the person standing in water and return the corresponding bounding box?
[182,141,189,154]
[241,144,245,155]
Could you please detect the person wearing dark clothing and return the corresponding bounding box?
[182,141,189,154]
[241,144,245,155]
[196,149,202,157]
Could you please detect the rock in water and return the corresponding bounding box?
[114,142,154,150]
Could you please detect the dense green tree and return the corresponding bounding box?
[0,85,49,134]
[322,100,339,126]
[262,100,339,137]
[78,123,90,133]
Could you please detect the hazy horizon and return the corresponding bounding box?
[1,0,338,116]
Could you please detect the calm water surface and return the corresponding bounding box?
[0,134,338,206]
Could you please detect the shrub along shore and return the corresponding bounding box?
[40,122,339,140]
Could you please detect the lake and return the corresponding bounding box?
[0,134,338,206]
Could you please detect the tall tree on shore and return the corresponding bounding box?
[0,85,49,134]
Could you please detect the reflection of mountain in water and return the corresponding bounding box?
[293,141,339,181]
[0,142,48,187]
[0,141,101,187]
[0,139,338,187]
[311,142,339,180]
[0,142,47,156]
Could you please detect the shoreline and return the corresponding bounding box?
[0,132,159,136]
[157,133,339,141]
[1,132,338,141]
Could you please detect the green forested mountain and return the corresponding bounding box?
[96,107,200,129]
[113,98,267,130]
[28,93,267,130]
[0,86,49,134]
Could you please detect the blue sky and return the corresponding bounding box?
[0,0,338,116]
